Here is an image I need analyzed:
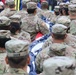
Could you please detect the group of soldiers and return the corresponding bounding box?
[0,0,76,75]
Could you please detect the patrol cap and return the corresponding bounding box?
[43,56,75,75]
[41,1,48,6]
[59,2,65,6]
[56,16,71,27]
[0,30,10,38]
[5,39,30,57]
[27,2,37,9]
[7,0,15,5]
[63,2,70,8]
[22,0,30,4]
[49,43,67,56]
[10,15,21,23]
[52,24,67,34]
[0,16,10,26]
[68,4,76,11]
[54,6,60,12]
[70,0,76,4]
[0,59,6,73]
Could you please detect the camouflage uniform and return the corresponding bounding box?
[42,24,76,49]
[0,0,10,17]
[69,4,76,35]
[21,2,50,41]
[3,39,30,75]
[35,43,76,73]
[0,30,11,74]
[10,15,31,42]
[35,24,76,73]
[0,0,17,17]
[56,16,71,27]
[40,1,56,23]
[70,20,76,35]
[39,56,76,75]
[70,0,76,4]
[0,16,10,27]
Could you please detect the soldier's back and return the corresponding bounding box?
[21,14,50,41]
[40,9,56,23]
[0,8,10,16]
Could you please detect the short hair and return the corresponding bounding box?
[9,4,15,8]
[54,11,59,16]
[63,7,69,15]
[27,8,36,14]
[10,22,21,35]
[7,54,29,68]
[22,3,27,8]
[52,33,66,40]
[0,38,11,48]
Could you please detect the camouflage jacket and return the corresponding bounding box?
[21,14,50,41]
[3,67,29,75]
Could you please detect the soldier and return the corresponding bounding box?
[0,0,10,16]
[40,1,56,23]
[1,0,17,17]
[0,30,11,74]
[69,4,76,35]
[21,2,50,41]
[31,0,42,16]
[35,42,76,73]
[39,56,76,75]
[56,16,71,28]
[42,24,76,49]
[4,39,30,75]
[9,14,31,42]
[54,6,60,16]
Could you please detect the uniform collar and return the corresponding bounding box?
[8,67,29,75]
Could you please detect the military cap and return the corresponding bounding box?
[54,6,60,12]
[43,56,75,75]
[70,0,76,4]
[41,1,48,6]
[10,15,21,23]
[0,16,10,26]
[7,0,15,5]
[49,43,67,56]
[5,39,30,57]
[59,2,65,6]
[0,30,10,38]
[68,4,76,11]
[63,2,70,8]
[52,24,67,34]
[56,16,71,27]
[27,2,37,9]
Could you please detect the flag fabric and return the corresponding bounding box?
[14,0,22,11]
